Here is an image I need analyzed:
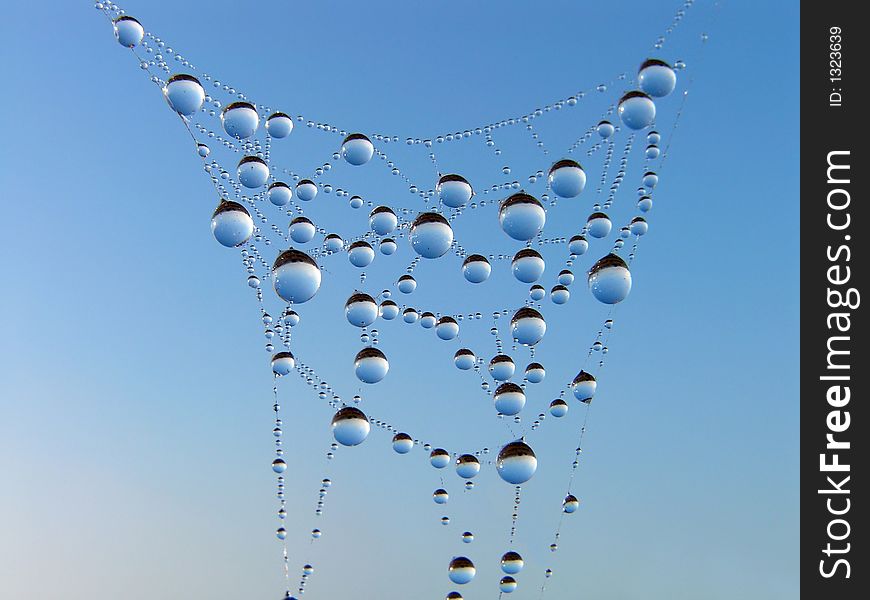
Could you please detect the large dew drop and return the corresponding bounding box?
[638,59,677,97]
[341,133,375,166]
[221,101,259,139]
[499,192,546,241]
[436,317,460,340]
[488,355,516,382]
[548,159,586,198]
[512,249,546,283]
[454,349,476,370]
[289,217,316,244]
[588,254,632,304]
[272,249,321,304]
[496,440,537,484]
[113,16,144,48]
[510,307,546,346]
[462,254,491,283]
[345,292,378,328]
[410,212,454,259]
[271,351,296,375]
[237,156,269,189]
[572,370,597,402]
[163,74,205,117]
[586,212,612,238]
[617,91,656,130]
[448,557,476,585]
[265,112,294,138]
[354,347,389,383]
[501,551,524,574]
[437,174,474,208]
[494,382,526,415]
[331,407,370,446]
[211,200,253,248]
[455,454,480,479]
[268,182,293,206]
[347,241,375,268]
[392,433,414,454]
[370,206,398,236]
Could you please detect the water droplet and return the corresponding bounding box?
[163,74,205,116]
[271,351,296,375]
[341,133,375,166]
[617,91,656,130]
[638,59,677,97]
[510,307,546,346]
[211,200,253,248]
[410,212,454,259]
[462,254,491,283]
[221,101,259,139]
[496,440,537,484]
[392,433,414,454]
[588,254,631,304]
[113,15,144,48]
[272,249,321,303]
[493,382,526,416]
[331,406,370,446]
[437,174,474,208]
[289,217,316,243]
[572,370,597,402]
[448,557,476,584]
[512,249,546,283]
[548,159,586,198]
[499,193,546,241]
[265,112,294,138]
[354,347,389,383]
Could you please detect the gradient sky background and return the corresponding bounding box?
[0,1,799,599]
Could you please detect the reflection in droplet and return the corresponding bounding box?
[348,241,375,268]
[572,370,597,402]
[289,217,316,244]
[354,347,389,384]
[331,406,370,446]
[512,249,546,283]
[493,382,526,416]
[221,101,259,139]
[618,91,656,130]
[273,249,321,304]
[501,551,524,574]
[438,174,474,208]
[271,351,296,375]
[496,440,537,484]
[392,433,414,454]
[211,200,253,248]
[448,557,476,585]
[410,212,454,259]
[549,398,569,417]
[638,59,677,97]
[462,254,491,283]
[499,193,546,241]
[455,455,481,479]
[237,156,269,189]
[296,179,318,202]
[454,349,476,370]
[268,182,293,206]
[113,16,144,48]
[341,133,375,166]
[548,159,586,198]
[345,292,378,328]
[163,74,205,116]
[370,206,398,235]
[265,112,294,138]
[510,307,546,346]
[588,254,632,304]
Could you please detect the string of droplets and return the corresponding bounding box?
[96,0,710,598]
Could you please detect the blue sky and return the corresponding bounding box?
[0,1,799,599]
